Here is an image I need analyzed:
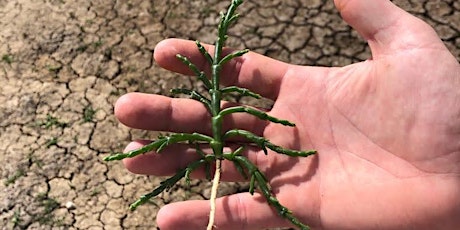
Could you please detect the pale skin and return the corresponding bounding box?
[114,0,460,229]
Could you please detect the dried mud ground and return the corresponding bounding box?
[0,0,458,229]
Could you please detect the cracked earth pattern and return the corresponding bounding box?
[0,0,458,229]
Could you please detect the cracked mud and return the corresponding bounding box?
[0,0,458,229]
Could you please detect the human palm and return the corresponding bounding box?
[115,0,460,229]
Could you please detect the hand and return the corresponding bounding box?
[114,0,460,229]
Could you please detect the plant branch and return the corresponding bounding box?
[130,158,208,210]
[176,54,212,89]
[219,49,249,65]
[220,106,296,126]
[221,86,261,99]
[223,129,317,157]
[170,88,212,111]
[196,40,213,64]
[104,133,213,161]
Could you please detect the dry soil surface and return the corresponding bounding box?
[0,0,458,229]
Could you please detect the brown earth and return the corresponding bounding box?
[0,0,458,229]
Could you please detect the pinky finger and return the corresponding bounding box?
[156,193,290,230]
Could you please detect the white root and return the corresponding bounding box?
[207,159,222,230]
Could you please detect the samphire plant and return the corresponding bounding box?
[104,0,316,229]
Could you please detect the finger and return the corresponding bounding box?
[121,140,269,182]
[334,0,442,58]
[156,193,291,230]
[154,38,290,100]
[115,92,267,135]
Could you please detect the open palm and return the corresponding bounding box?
[115,0,460,229]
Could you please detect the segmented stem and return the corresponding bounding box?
[129,158,208,210]
[221,86,261,99]
[220,106,296,126]
[224,129,317,157]
[103,133,213,161]
[207,2,244,228]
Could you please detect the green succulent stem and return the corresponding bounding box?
[129,157,209,210]
[170,88,212,110]
[221,86,261,99]
[103,133,213,161]
[223,129,317,157]
[219,49,249,65]
[219,106,296,126]
[176,54,212,89]
[196,40,213,64]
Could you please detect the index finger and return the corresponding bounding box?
[154,38,291,100]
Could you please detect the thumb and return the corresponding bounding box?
[334,0,442,58]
